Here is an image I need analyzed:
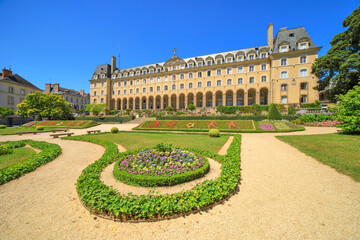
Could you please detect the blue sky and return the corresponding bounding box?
[0,0,358,92]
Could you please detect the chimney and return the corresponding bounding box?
[267,23,274,50]
[111,56,116,73]
[2,68,12,77]
[45,83,51,93]
[279,27,287,32]
[53,83,59,93]
[80,90,85,96]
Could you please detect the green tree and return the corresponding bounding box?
[110,109,119,115]
[312,6,360,101]
[335,82,360,134]
[17,92,72,119]
[85,103,108,116]
[188,104,196,111]
[0,106,14,120]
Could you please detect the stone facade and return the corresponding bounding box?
[44,83,90,111]
[90,24,321,111]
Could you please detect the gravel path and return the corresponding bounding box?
[0,126,359,239]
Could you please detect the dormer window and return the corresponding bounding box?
[137,72,140,75]
[143,79,146,84]
[136,79,139,85]
[189,63,193,68]
[207,61,212,66]
[94,75,98,79]
[150,70,153,73]
[173,66,176,71]
[261,53,266,58]
[227,58,232,63]
[237,56,243,61]
[181,65,185,69]
[217,60,222,64]
[112,75,116,79]
[102,74,105,78]
[130,72,134,76]
[281,46,287,53]
[300,43,307,50]
[249,55,254,60]
[198,62,202,67]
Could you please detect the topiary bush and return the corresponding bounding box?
[268,103,282,120]
[0,144,13,156]
[209,129,220,137]
[0,125,6,129]
[111,127,118,133]
[165,106,174,111]
[36,126,44,131]
[35,114,42,121]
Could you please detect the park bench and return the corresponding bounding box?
[50,129,69,133]
[16,131,42,136]
[86,130,101,134]
[49,132,74,138]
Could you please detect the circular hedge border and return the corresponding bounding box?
[66,134,241,222]
[113,149,210,187]
[0,140,61,185]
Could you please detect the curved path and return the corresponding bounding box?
[0,126,360,239]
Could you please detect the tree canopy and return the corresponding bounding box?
[17,92,72,119]
[312,6,360,101]
[0,106,14,120]
[85,103,108,116]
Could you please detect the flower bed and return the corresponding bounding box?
[135,120,304,133]
[113,144,210,187]
[304,120,343,127]
[22,120,99,129]
[65,135,241,222]
[0,140,61,184]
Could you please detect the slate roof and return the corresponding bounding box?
[0,74,42,91]
[272,27,316,53]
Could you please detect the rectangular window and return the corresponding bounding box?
[261,64,266,71]
[249,55,254,60]
[189,73,193,78]
[281,84,287,91]
[157,86,160,91]
[150,78,153,83]
[124,81,127,86]
[197,82,202,88]
[238,67,243,73]
[227,58,231,63]
[300,43,306,50]
[217,80,221,86]
[180,74,184,79]
[300,82,308,90]
[238,56,243,61]
[157,77,161,82]
[281,96,288,104]
[207,61,211,66]
[281,72,287,78]
[249,77,254,83]
[261,53,266,58]
[165,76,168,81]
[189,83,193,88]
[198,62,202,67]
[150,87,153,92]
[249,66,254,72]
[281,59,287,66]
[118,82,121,87]
[281,46,287,52]
[101,98,104,103]
[207,71,211,77]
[143,79,146,84]
[198,72,202,77]
[217,69,221,75]
[136,88,139,93]
[300,56,307,63]
[261,76,267,82]
[300,69,307,77]
[130,89,133,94]
[172,75,176,80]
[227,68,232,74]
[217,60,221,64]
[301,95,308,103]
[207,81,211,87]
[8,96,14,104]
[227,79,232,85]
[20,89,25,95]
[238,78,243,84]
[189,64,193,68]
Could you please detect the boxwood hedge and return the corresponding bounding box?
[113,152,210,187]
[66,134,241,221]
[0,140,61,184]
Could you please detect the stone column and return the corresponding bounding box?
[202,94,205,108]
[256,91,260,105]
[222,94,226,106]
[160,97,163,110]
[185,96,188,109]
[194,95,197,107]
[147,97,151,110]
[244,92,248,106]
[233,93,237,106]
[212,93,216,108]
[176,95,180,110]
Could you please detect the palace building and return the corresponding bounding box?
[89,23,321,111]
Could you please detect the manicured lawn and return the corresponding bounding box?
[0,147,37,170]
[85,132,229,153]
[277,133,360,182]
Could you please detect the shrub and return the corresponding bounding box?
[0,144,13,156]
[187,104,196,111]
[268,103,282,120]
[0,125,6,129]
[298,114,334,123]
[0,140,61,184]
[35,114,42,121]
[111,127,118,133]
[335,83,360,134]
[176,112,186,115]
[209,129,220,137]
[110,109,119,115]
[288,106,296,115]
[36,126,44,130]
[156,115,298,121]
[165,106,174,111]
[155,143,173,152]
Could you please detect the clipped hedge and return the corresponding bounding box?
[66,134,241,221]
[113,152,210,187]
[76,116,132,123]
[156,115,298,121]
[0,140,61,184]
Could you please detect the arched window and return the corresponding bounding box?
[249,77,255,83]
[261,76,267,82]
[150,87,153,92]
[238,78,243,84]
[172,84,176,90]
[227,79,232,85]
[118,90,120,95]
[143,88,146,93]
[172,75,176,80]
[180,74,184,79]
[130,89,133,94]
[207,81,211,87]
[198,72,202,78]
[281,71,287,78]
[189,83,193,88]
[197,82,202,88]
[281,84,288,91]
[157,86,160,91]
[217,80,221,86]
[101,90,104,95]
[281,58,287,66]
[164,85,168,91]
[94,91,97,96]
[189,73,193,78]
[300,56,307,64]
[180,83,184,89]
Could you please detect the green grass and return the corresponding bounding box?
[0,147,37,170]
[84,132,229,153]
[277,133,360,182]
